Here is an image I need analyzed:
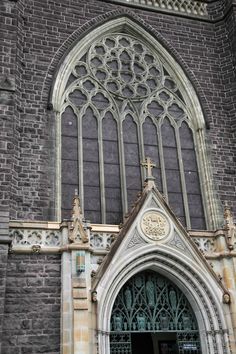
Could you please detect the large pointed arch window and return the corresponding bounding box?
[53,19,218,229]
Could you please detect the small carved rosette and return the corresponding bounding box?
[141,210,170,241]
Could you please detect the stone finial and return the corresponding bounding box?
[141,157,156,181]
[224,202,235,250]
[69,191,88,243]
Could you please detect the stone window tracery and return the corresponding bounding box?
[61,33,206,229]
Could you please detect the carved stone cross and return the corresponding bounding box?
[141,157,156,180]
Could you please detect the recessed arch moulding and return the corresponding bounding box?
[50,15,221,229]
[94,227,232,353]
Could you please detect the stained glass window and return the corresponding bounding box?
[61,33,206,229]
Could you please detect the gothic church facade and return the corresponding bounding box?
[0,0,236,354]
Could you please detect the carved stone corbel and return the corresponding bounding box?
[223,202,236,251]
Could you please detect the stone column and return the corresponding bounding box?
[61,225,73,354]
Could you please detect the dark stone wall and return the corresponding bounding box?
[2,254,61,354]
[0,0,235,220]
[0,1,17,212]
[0,244,9,354]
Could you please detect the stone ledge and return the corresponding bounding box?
[100,0,208,19]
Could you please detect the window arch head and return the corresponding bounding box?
[51,16,221,229]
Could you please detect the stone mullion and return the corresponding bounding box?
[175,126,191,229]
[119,117,128,216]
[61,226,73,354]
[194,128,218,230]
[78,109,84,214]
[57,112,62,221]
[158,122,168,202]
[98,118,106,224]
[139,121,145,184]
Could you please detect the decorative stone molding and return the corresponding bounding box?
[141,210,170,241]
[90,232,116,250]
[127,230,146,249]
[193,237,216,254]
[104,0,208,18]
[69,193,89,243]
[224,202,235,250]
[9,228,61,248]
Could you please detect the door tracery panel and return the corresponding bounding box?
[110,271,201,354]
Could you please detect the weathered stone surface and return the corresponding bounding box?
[0,244,8,354]
[2,254,61,354]
[0,0,234,221]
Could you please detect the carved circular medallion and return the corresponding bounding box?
[141,211,170,241]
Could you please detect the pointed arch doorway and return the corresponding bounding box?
[110,270,201,354]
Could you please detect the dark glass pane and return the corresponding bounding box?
[163,147,179,170]
[69,89,87,107]
[103,115,122,223]
[123,115,139,144]
[91,92,110,110]
[61,183,78,219]
[84,186,101,224]
[168,192,185,219]
[143,118,162,191]
[179,121,194,149]
[123,115,141,208]
[83,161,99,186]
[84,186,101,210]
[190,217,206,230]
[182,149,198,171]
[83,139,100,162]
[124,144,140,165]
[104,164,121,188]
[83,107,99,139]
[61,106,77,137]
[166,169,182,193]
[82,108,101,222]
[180,122,205,229]
[62,160,78,185]
[162,118,176,147]
[188,194,205,218]
[61,136,78,160]
[162,118,185,224]
[184,171,201,194]
[127,189,141,208]
[61,106,78,215]
[103,141,120,164]
[126,166,142,190]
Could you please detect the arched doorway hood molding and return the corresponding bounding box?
[93,184,233,354]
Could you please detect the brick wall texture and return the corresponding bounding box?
[2,254,61,354]
[0,0,235,220]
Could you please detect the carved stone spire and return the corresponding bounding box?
[69,190,89,243]
[224,202,235,250]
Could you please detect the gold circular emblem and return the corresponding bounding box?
[141,211,170,240]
